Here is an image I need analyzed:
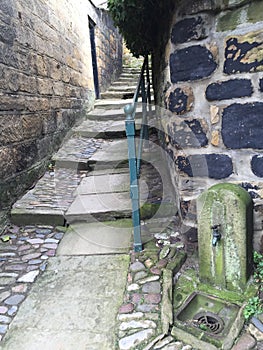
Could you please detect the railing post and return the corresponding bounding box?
[124,103,142,252]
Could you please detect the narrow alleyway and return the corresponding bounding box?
[0,61,177,350]
[1,57,262,349]
[0,62,143,349]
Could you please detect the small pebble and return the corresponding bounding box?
[0,325,8,334]
[8,306,18,317]
[0,315,11,324]
[12,284,28,293]
[18,270,39,283]
[5,294,25,306]
[130,261,146,272]
[127,284,140,292]
[119,303,134,314]
[54,233,63,240]
[0,307,8,314]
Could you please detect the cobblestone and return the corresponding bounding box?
[116,219,189,350]
[0,224,65,341]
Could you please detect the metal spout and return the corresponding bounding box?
[211,225,221,247]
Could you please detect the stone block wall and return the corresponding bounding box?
[95,9,122,91]
[0,0,122,209]
[154,0,263,246]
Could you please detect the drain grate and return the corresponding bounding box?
[193,311,224,334]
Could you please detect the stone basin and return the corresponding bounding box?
[172,292,244,350]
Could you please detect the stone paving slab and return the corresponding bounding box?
[65,192,132,223]
[75,173,130,195]
[57,219,132,255]
[0,255,130,350]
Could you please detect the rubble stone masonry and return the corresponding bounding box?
[154,0,263,248]
[0,0,122,208]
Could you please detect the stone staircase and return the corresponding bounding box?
[10,62,176,254]
[9,64,138,253]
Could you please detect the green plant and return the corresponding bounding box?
[253,251,263,288]
[243,296,263,320]
[107,0,174,56]
[243,251,263,320]
[199,323,209,331]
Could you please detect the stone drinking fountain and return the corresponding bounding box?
[172,183,256,349]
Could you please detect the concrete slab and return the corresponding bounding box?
[75,173,130,195]
[65,192,132,223]
[0,255,130,350]
[57,219,132,255]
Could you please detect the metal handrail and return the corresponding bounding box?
[124,56,152,252]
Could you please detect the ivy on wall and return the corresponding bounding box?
[108,0,174,56]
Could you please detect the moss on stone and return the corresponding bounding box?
[140,203,160,219]
[166,251,187,274]
[174,267,257,311]
[247,1,263,23]
[217,8,244,32]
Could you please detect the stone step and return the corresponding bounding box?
[100,89,153,100]
[122,68,142,74]
[57,220,132,255]
[111,80,139,87]
[51,138,129,171]
[116,76,139,82]
[64,170,134,224]
[65,192,132,223]
[52,136,104,170]
[100,91,135,100]
[73,119,141,139]
[88,139,129,170]
[85,108,128,121]
[11,168,81,226]
[94,98,136,110]
[119,73,140,79]
[107,85,137,92]
[85,106,155,121]
[74,173,131,195]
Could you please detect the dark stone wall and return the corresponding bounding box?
[0,0,122,209]
[153,0,263,233]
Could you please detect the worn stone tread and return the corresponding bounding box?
[65,192,132,223]
[73,119,141,139]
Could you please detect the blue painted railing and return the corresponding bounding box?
[124,56,152,252]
